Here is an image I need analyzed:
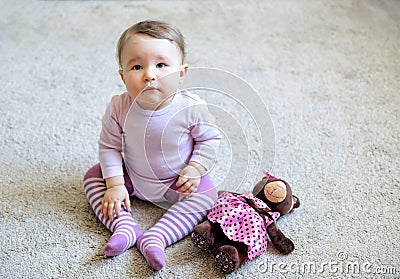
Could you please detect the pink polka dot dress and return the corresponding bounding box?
[207,192,280,260]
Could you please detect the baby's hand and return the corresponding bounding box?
[176,165,201,197]
[101,185,131,221]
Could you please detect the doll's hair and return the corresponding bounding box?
[116,20,186,69]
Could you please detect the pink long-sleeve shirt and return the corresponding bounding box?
[98,91,221,202]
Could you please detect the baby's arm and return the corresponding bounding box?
[101,175,131,221]
[98,94,131,220]
[176,100,221,196]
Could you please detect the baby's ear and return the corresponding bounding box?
[180,64,189,78]
[118,69,125,84]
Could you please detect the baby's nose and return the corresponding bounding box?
[144,69,157,81]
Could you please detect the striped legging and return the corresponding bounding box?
[83,163,217,268]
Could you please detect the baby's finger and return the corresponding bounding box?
[188,184,199,197]
[178,181,192,193]
[114,201,121,218]
[124,198,131,212]
[183,187,197,198]
[180,181,197,196]
[102,201,109,219]
[176,176,189,187]
[108,203,115,221]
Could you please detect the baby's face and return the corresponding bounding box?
[119,34,187,110]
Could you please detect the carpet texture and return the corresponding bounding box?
[1,0,399,278]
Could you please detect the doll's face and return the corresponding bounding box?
[118,34,188,110]
[263,180,287,203]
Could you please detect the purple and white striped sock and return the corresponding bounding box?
[137,193,215,270]
[83,176,142,257]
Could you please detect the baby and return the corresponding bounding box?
[83,20,221,270]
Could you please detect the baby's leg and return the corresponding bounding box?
[137,175,217,270]
[83,163,142,257]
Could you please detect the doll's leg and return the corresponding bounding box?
[214,242,248,274]
[191,220,229,253]
[137,175,217,270]
[191,220,219,251]
[83,164,142,257]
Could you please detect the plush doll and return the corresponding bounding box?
[191,170,300,274]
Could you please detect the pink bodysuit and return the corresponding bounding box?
[98,91,221,202]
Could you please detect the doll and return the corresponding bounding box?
[191,170,300,273]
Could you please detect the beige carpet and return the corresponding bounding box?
[1,0,399,278]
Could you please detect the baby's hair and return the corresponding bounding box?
[116,20,186,69]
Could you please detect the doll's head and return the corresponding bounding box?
[252,171,296,216]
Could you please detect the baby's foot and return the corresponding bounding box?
[137,234,165,270]
[103,225,142,257]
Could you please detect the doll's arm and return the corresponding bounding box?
[266,222,295,255]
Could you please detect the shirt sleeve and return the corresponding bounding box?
[189,99,221,171]
[98,95,124,179]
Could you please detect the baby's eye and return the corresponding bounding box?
[156,63,166,68]
[132,65,142,70]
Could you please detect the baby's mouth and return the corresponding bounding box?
[142,86,158,92]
